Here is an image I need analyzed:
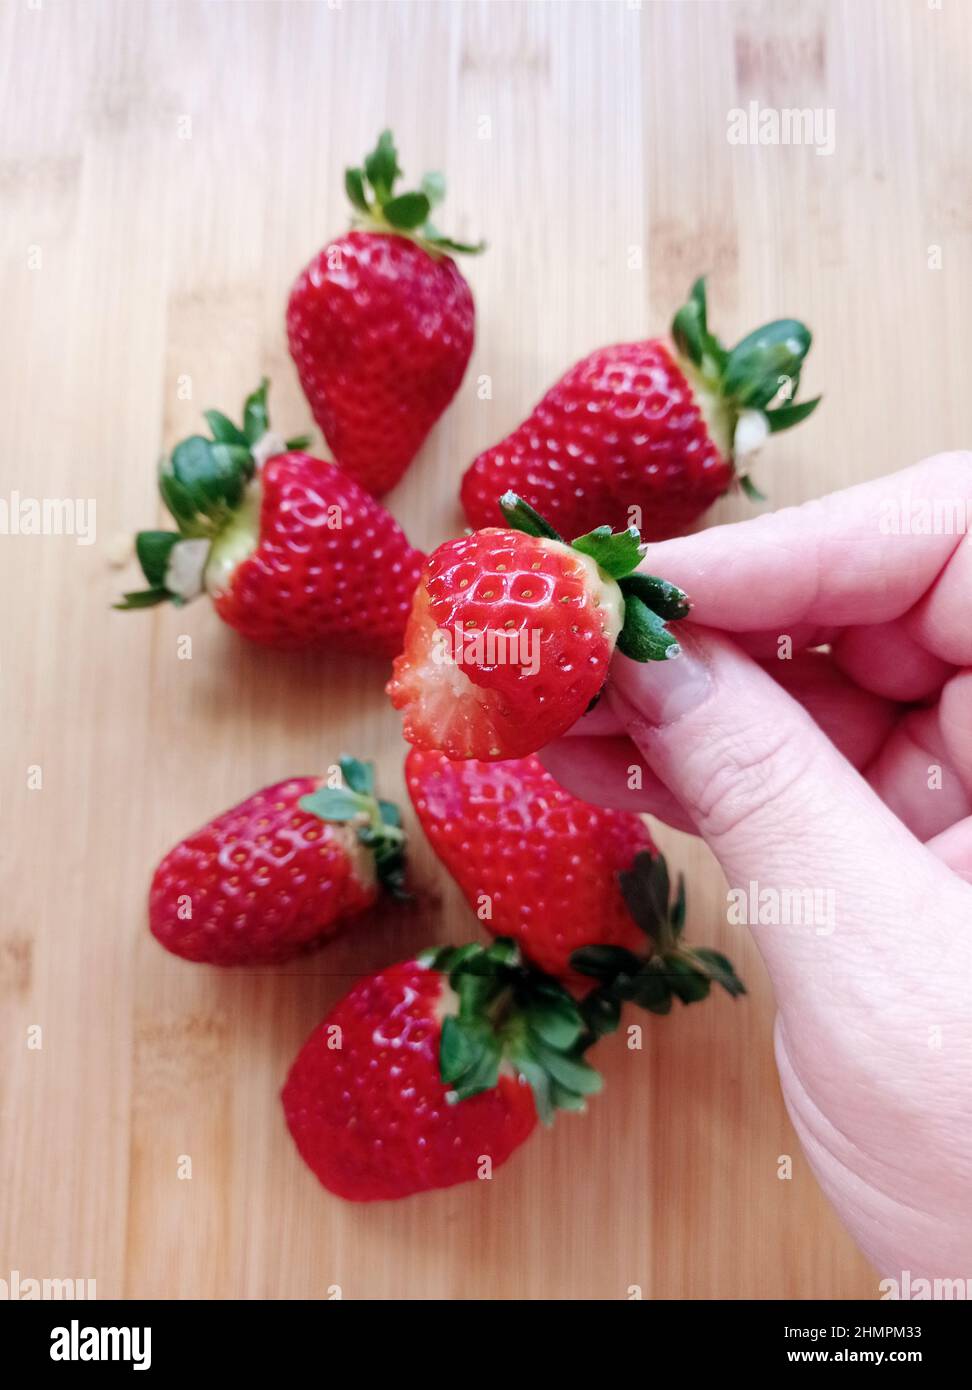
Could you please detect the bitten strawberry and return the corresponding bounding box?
[150,758,406,966]
[287,130,482,496]
[115,381,424,655]
[406,750,744,1010]
[282,939,604,1202]
[387,493,689,760]
[461,277,820,541]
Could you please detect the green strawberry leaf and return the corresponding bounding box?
[738,474,767,503]
[618,852,671,942]
[204,410,250,448]
[663,957,712,1005]
[722,320,812,408]
[765,396,822,434]
[485,938,521,968]
[242,378,270,445]
[284,433,313,452]
[299,787,368,822]
[569,944,643,981]
[578,988,623,1040]
[384,191,432,230]
[617,571,690,621]
[422,232,487,255]
[456,969,499,1020]
[617,593,680,662]
[135,530,181,588]
[570,524,645,580]
[378,798,402,828]
[671,277,728,378]
[455,1042,502,1100]
[627,968,674,1014]
[339,756,375,796]
[498,491,563,541]
[364,129,400,204]
[113,587,173,610]
[525,995,585,1051]
[525,1037,603,1096]
[548,1081,588,1112]
[689,947,747,998]
[512,1053,555,1126]
[670,873,687,935]
[345,166,370,213]
[440,1016,486,1086]
[421,171,446,207]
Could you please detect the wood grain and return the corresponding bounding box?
[2,0,970,1300]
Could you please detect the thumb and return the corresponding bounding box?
[607,626,943,1000]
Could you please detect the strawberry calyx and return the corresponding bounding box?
[498,492,690,662]
[114,380,311,611]
[419,938,603,1125]
[344,129,485,258]
[670,276,821,499]
[571,851,746,1025]
[299,756,407,898]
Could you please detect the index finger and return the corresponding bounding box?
[641,452,972,632]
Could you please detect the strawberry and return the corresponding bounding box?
[406,749,652,981]
[287,130,482,497]
[461,277,820,541]
[386,493,690,760]
[115,381,424,655]
[406,750,745,1010]
[282,938,605,1201]
[150,758,406,966]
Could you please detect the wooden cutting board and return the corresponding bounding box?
[2,0,969,1299]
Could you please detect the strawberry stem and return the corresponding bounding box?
[670,277,821,491]
[421,939,603,1125]
[498,491,690,664]
[115,381,311,613]
[299,757,408,899]
[345,130,485,258]
[571,851,746,1017]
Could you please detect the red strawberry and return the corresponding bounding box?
[150,758,406,966]
[116,381,424,655]
[282,939,604,1201]
[406,750,651,981]
[287,130,482,497]
[461,277,820,541]
[406,750,745,1011]
[387,494,689,760]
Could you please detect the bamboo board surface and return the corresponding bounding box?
[2,0,970,1299]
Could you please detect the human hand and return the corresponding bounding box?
[540,452,972,1281]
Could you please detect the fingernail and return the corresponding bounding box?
[608,629,713,727]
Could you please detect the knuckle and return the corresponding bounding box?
[690,720,812,843]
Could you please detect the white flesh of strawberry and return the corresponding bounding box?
[204,478,262,598]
